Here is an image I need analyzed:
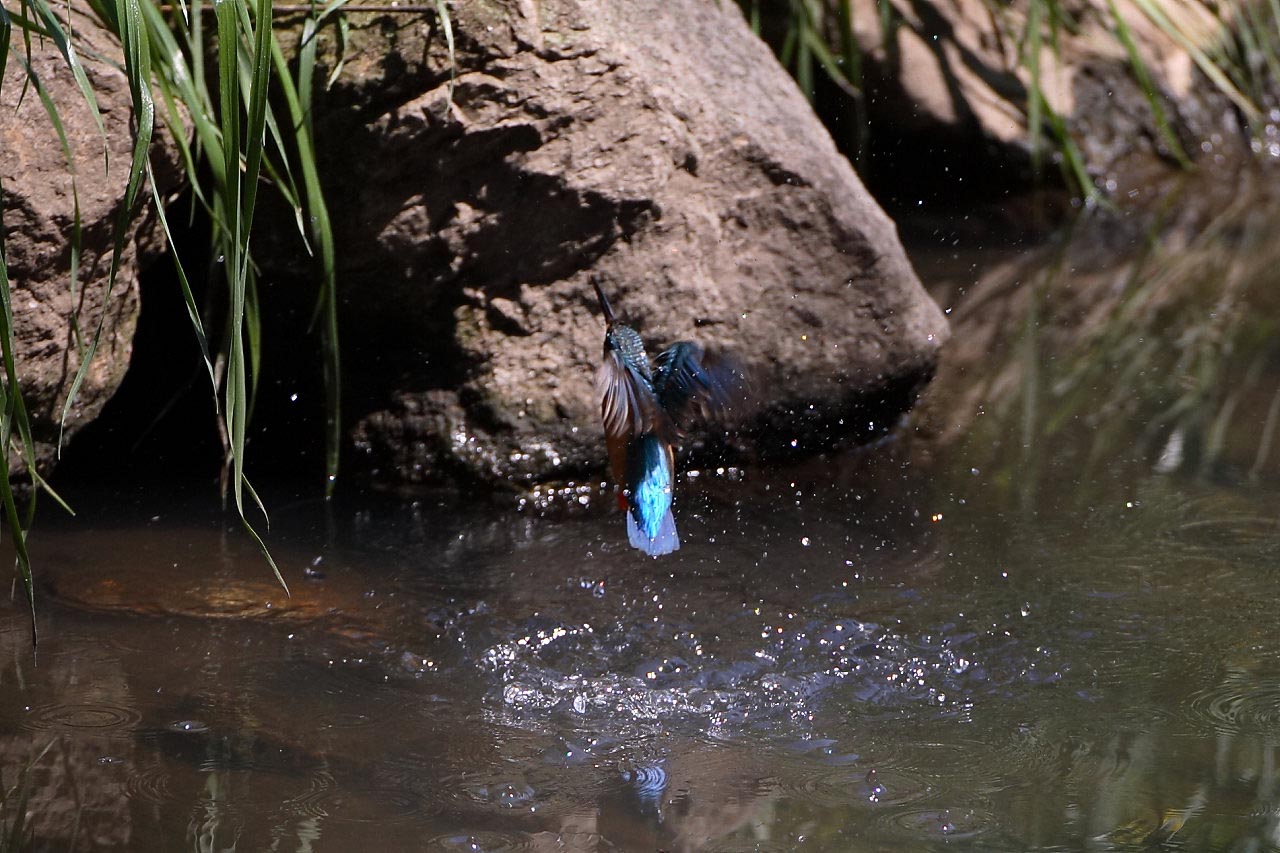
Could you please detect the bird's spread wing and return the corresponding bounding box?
[596,348,665,441]
[653,342,747,431]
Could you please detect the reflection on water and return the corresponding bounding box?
[919,172,1280,508]
[7,458,1280,851]
[9,186,1280,850]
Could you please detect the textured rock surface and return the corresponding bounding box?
[306,0,949,487]
[0,2,175,474]
[847,0,1252,184]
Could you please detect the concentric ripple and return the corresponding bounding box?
[123,762,174,805]
[423,830,537,851]
[1186,667,1280,736]
[22,702,141,736]
[881,806,1000,842]
[316,787,424,825]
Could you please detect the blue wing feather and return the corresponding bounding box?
[652,342,744,431]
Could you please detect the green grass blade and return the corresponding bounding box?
[147,161,218,395]
[57,0,154,456]
[1129,0,1261,122]
[836,0,861,89]
[68,182,85,354]
[0,2,11,100]
[271,28,341,496]
[1241,1,1280,95]
[799,20,859,98]
[1025,0,1045,173]
[299,15,315,107]
[312,0,354,29]
[138,0,227,208]
[214,0,246,515]
[303,0,354,87]
[29,470,73,517]
[240,476,287,591]
[213,0,284,588]
[13,53,73,164]
[1107,0,1192,168]
[795,6,813,99]
[0,227,38,644]
[432,0,453,109]
[238,0,272,231]
[25,0,107,154]
[325,14,348,88]
[778,21,797,69]
[245,263,262,415]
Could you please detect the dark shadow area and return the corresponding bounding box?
[54,191,331,489]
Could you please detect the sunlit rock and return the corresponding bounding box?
[0,0,180,477]
[309,0,949,487]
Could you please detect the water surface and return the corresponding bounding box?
[5,442,1280,852]
[9,192,1280,850]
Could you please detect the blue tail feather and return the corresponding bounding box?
[624,433,679,556]
[627,505,679,556]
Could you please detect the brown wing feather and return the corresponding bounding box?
[596,349,664,441]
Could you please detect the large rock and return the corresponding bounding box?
[304,0,948,486]
[0,2,175,475]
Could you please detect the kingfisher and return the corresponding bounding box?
[593,279,739,557]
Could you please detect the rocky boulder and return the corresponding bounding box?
[300,0,949,487]
[0,1,176,476]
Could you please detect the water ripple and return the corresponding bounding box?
[1186,665,1280,736]
[123,761,174,805]
[423,831,537,851]
[318,787,423,824]
[1157,505,1280,561]
[881,805,1000,842]
[22,702,141,736]
[279,769,338,820]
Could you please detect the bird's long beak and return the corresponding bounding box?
[592,278,616,327]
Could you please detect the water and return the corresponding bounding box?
[9,193,1280,850]
[7,448,1280,851]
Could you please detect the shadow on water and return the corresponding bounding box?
[9,174,1280,849]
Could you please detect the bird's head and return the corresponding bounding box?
[592,277,617,328]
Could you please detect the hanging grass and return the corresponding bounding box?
[0,0,461,635]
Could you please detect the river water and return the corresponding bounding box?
[6,190,1280,851]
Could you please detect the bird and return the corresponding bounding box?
[592,279,740,556]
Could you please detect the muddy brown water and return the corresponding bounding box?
[9,196,1280,850]
[8,448,1280,851]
